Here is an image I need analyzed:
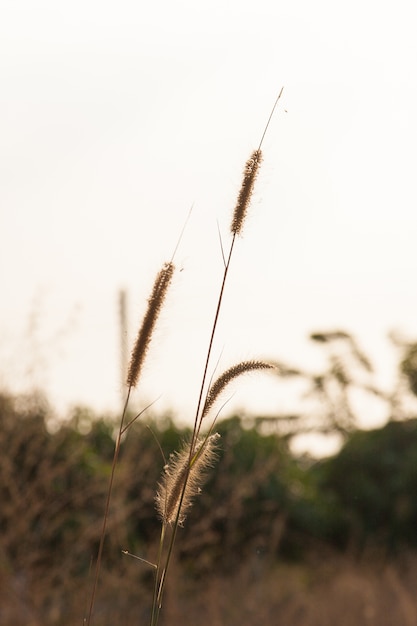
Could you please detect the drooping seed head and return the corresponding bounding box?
[202,360,275,418]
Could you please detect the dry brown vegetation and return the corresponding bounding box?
[1,392,417,625]
[157,552,417,626]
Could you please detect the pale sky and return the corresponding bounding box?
[1,1,417,448]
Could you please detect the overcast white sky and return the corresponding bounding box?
[1,1,417,445]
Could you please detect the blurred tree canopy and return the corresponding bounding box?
[315,419,417,554]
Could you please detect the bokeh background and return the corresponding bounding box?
[1,0,417,442]
[2,3,417,624]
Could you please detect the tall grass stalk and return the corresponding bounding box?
[85,263,175,625]
[85,88,283,626]
[149,88,284,625]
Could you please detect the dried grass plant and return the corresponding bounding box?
[85,88,284,626]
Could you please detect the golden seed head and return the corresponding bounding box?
[126,262,174,388]
[230,149,263,236]
[155,433,220,526]
[202,360,275,418]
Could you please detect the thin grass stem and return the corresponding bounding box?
[85,386,131,626]
[150,524,167,626]
[148,90,285,622]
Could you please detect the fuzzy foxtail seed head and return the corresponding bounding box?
[230,149,263,236]
[155,433,220,526]
[126,262,174,388]
[202,360,275,418]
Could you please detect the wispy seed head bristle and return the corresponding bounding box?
[230,149,263,236]
[155,433,220,526]
[126,262,174,388]
[202,360,275,418]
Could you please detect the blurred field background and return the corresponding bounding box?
[2,2,417,623]
[2,332,417,625]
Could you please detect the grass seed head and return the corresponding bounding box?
[126,262,174,388]
[155,433,220,526]
[230,149,263,236]
[202,360,275,418]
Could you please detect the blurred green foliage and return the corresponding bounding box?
[315,419,417,553]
